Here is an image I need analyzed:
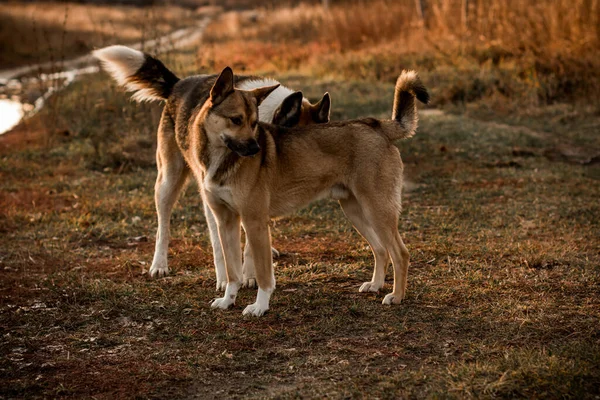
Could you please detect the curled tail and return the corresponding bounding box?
[382,70,429,140]
[92,45,179,102]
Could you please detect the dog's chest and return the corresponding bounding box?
[203,177,235,208]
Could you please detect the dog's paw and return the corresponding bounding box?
[149,262,169,278]
[382,293,403,305]
[271,247,280,258]
[242,277,256,289]
[216,280,227,291]
[210,297,234,310]
[242,302,268,317]
[359,281,382,293]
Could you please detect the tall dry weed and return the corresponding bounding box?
[203,0,600,105]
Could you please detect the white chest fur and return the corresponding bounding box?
[201,147,238,208]
[203,176,235,209]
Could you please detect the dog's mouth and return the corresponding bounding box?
[222,135,260,157]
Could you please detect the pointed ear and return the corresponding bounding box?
[311,92,331,123]
[210,67,234,105]
[251,84,280,106]
[272,91,303,127]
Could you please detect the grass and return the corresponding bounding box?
[1,1,600,398]
[1,67,599,397]
[0,2,202,69]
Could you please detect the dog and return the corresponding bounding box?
[92,45,331,290]
[148,65,427,316]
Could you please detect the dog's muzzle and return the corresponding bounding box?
[223,136,260,157]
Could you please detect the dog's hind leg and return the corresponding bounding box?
[242,232,280,289]
[340,196,390,293]
[381,231,409,305]
[241,233,257,289]
[360,200,409,304]
[149,116,189,278]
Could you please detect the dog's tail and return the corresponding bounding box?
[381,70,429,140]
[92,45,179,102]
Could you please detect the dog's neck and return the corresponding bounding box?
[205,144,241,186]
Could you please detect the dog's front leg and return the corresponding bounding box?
[203,201,227,291]
[207,199,242,310]
[241,216,274,317]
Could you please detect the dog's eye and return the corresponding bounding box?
[230,117,243,126]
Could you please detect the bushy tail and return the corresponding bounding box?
[382,70,429,140]
[92,45,179,102]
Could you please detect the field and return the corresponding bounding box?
[0,2,211,70]
[1,0,599,398]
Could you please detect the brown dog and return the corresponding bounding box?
[93,46,331,290]
[181,67,428,316]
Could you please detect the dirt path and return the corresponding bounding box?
[0,15,213,135]
[0,16,212,82]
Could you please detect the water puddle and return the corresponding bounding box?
[0,98,25,133]
[0,65,99,135]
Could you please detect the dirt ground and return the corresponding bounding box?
[1,73,599,397]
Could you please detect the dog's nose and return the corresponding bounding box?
[242,139,260,156]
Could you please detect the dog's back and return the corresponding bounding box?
[93,45,331,128]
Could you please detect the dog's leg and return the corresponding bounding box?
[208,200,243,310]
[241,237,257,289]
[381,231,409,305]
[242,229,280,289]
[340,196,389,292]
[204,202,227,291]
[149,120,189,278]
[359,196,409,304]
[241,216,274,317]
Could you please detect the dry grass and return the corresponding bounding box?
[0,2,199,69]
[200,0,600,106]
[1,67,599,397]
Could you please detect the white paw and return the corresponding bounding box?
[242,277,256,289]
[210,297,234,310]
[242,303,268,317]
[359,281,382,293]
[271,247,280,258]
[216,280,227,291]
[149,262,169,278]
[382,293,403,305]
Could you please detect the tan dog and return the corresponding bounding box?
[165,66,428,316]
[92,46,331,290]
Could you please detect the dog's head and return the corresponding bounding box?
[204,67,279,157]
[272,91,331,127]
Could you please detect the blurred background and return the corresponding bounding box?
[1,0,599,139]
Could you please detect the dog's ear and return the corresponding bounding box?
[272,91,303,127]
[311,92,331,123]
[210,67,235,105]
[251,84,280,106]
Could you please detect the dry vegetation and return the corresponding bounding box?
[1,0,600,398]
[0,2,200,68]
[201,0,600,107]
